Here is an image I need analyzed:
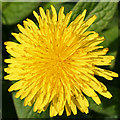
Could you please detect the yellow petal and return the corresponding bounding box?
[39,7,46,19]
[33,10,40,22]
[92,95,101,105]
[50,102,58,117]
[69,100,77,115]
[85,15,96,28]
[51,5,57,24]
[8,81,24,92]
[99,91,112,99]
[65,102,71,116]
[58,6,64,23]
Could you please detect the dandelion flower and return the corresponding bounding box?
[4,5,118,117]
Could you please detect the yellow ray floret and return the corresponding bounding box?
[4,5,118,117]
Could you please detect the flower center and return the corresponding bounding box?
[49,53,64,71]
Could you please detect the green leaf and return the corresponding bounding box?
[100,25,119,69]
[88,86,119,118]
[71,2,118,32]
[86,2,118,32]
[100,26,118,49]
[40,2,76,14]
[104,9,118,30]
[52,2,75,14]
[71,2,98,21]
[12,92,50,118]
[2,2,41,25]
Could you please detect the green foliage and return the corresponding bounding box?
[71,2,98,20]
[87,2,118,32]
[2,2,41,25]
[12,92,50,118]
[71,2,118,32]
[40,2,76,14]
[100,25,119,69]
[88,86,119,118]
[2,1,119,119]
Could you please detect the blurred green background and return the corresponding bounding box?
[2,1,120,119]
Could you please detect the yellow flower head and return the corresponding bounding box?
[4,5,118,117]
